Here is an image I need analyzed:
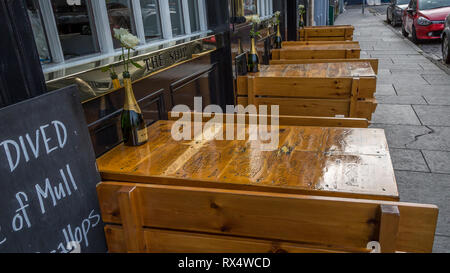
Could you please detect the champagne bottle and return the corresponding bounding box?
[247,37,259,73]
[121,72,148,146]
[274,24,282,49]
[111,73,121,89]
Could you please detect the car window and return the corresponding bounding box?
[419,0,450,10]
[398,0,410,4]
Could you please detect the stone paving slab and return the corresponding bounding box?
[434,236,450,253]
[377,75,429,85]
[405,126,450,151]
[372,104,421,125]
[421,74,450,85]
[394,171,450,237]
[394,85,450,96]
[375,95,427,105]
[413,105,450,126]
[375,84,397,96]
[368,124,433,149]
[422,150,450,174]
[423,96,450,106]
[389,148,430,172]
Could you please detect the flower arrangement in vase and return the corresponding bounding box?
[299,5,306,28]
[112,28,148,147]
[247,15,261,73]
[273,11,282,49]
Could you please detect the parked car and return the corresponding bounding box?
[401,0,450,43]
[387,0,410,26]
[443,14,450,63]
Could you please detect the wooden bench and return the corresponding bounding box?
[237,64,377,120]
[168,111,370,128]
[269,58,379,75]
[272,43,361,60]
[299,25,355,41]
[97,182,438,253]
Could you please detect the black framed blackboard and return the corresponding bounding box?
[0,85,107,253]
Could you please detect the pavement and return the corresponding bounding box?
[335,6,450,253]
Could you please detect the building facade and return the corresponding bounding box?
[0,0,301,157]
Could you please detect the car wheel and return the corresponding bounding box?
[402,24,409,37]
[443,34,450,64]
[412,26,420,44]
[391,17,397,27]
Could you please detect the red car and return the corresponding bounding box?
[402,0,450,43]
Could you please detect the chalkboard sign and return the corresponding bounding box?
[0,86,107,253]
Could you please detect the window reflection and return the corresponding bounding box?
[169,0,185,36]
[106,0,137,48]
[51,0,99,59]
[26,0,51,64]
[140,0,163,41]
[188,0,200,32]
[244,0,257,16]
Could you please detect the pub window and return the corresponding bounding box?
[187,0,200,33]
[106,0,137,48]
[169,0,185,36]
[244,0,257,16]
[26,0,208,75]
[139,0,163,41]
[26,0,51,64]
[50,0,100,60]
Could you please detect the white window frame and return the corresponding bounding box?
[35,0,209,75]
[257,0,273,19]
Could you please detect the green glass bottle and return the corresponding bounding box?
[274,24,282,49]
[247,37,259,73]
[121,72,148,146]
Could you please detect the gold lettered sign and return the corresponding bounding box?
[143,45,193,73]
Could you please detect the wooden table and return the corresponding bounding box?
[272,43,361,60]
[97,120,398,201]
[95,121,441,254]
[253,62,375,77]
[236,63,377,120]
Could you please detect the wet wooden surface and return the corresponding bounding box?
[253,63,375,78]
[97,120,398,201]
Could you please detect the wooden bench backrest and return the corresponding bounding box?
[167,111,370,128]
[236,76,376,119]
[298,25,354,41]
[269,58,379,75]
[97,182,438,253]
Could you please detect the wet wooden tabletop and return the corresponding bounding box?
[254,63,375,78]
[97,120,399,201]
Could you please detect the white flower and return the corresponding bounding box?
[298,5,305,10]
[274,11,281,17]
[113,28,140,49]
[249,14,261,25]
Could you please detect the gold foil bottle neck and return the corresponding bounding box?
[112,78,121,89]
[277,24,281,37]
[250,38,257,55]
[237,38,243,55]
[123,78,142,114]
